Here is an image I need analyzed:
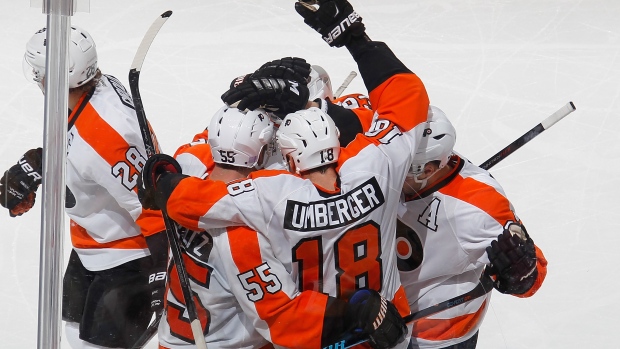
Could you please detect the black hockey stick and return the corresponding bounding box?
[130,311,162,349]
[324,274,495,349]
[129,11,208,349]
[479,101,576,170]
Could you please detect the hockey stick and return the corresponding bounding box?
[130,312,162,349]
[334,71,357,98]
[479,101,576,170]
[129,11,209,349]
[324,275,495,349]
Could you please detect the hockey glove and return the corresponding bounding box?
[295,0,367,48]
[252,57,312,83]
[0,148,43,217]
[348,289,407,349]
[137,154,182,211]
[486,226,538,295]
[221,77,310,118]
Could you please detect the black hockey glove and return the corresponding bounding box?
[0,148,43,217]
[486,226,538,295]
[252,57,312,83]
[221,77,310,118]
[137,154,182,211]
[348,289,407,349]
[295,0,367,48]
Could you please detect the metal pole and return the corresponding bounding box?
[38,0,73,348]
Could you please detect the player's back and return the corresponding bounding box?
[158,225,271,349]
[65,74,154,270]
[244,130,415,310]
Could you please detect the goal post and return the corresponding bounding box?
[35,1,88,348]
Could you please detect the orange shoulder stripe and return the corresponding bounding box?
[167,177,232,231]
[75,103,134,168]
[439,175,516,224]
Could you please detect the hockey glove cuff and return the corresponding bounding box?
[486,225,538,295]
[138,154,183,211]
[348,289,407,349]
[0,147,43,217]
[295,0,367,48]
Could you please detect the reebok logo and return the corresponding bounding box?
[322,11,361,45]
[289,80,300,95]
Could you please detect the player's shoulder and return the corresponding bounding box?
[457,156,507,197]
[333,93,372,110]
[250,168,296,179]
[248,169,316,197]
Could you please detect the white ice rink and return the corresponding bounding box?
[1,0,619,348]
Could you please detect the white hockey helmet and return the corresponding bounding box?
[23,26,98,89]
[208,106,275,168]
[408,105,457,176]
[277,107,340,173]
[307,65,334,101]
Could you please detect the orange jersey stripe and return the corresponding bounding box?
[74,103,165,238]
[227,226,328,349]
[336,131,379,172]
[75,103,137,177]
[440,167,548,297]
[439,175,516,224]
[368,73,429,132]
[413,299,487,341]
[167,177,231,231]
[70,220,147,249]
[393,286,412,318]
[136,208,166,237]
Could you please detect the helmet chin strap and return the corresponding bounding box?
[409,167,441,192]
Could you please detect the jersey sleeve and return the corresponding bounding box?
[216,226,354,349]
[173,137,214,179]
[349,41,429,132]
[165,176,263,232]
[327,94,376,146]
[444,171,548,297]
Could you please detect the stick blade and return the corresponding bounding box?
[130,10,173,72]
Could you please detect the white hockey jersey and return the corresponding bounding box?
[66,74,164,271]
[397,154,548,348]
[162,133,378,349]
[163,72,430,349]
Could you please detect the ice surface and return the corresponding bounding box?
[1,1,619,348]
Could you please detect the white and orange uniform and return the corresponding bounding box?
[160,133,365,349]
[162,61,430,348]
[66,74,164,271]
[396,154,548,348]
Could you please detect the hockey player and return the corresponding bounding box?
[396,106,547,348]
[224,56,373,149]
[0,26,167,348]
[138,1,432,347]
[154,106,409,349]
